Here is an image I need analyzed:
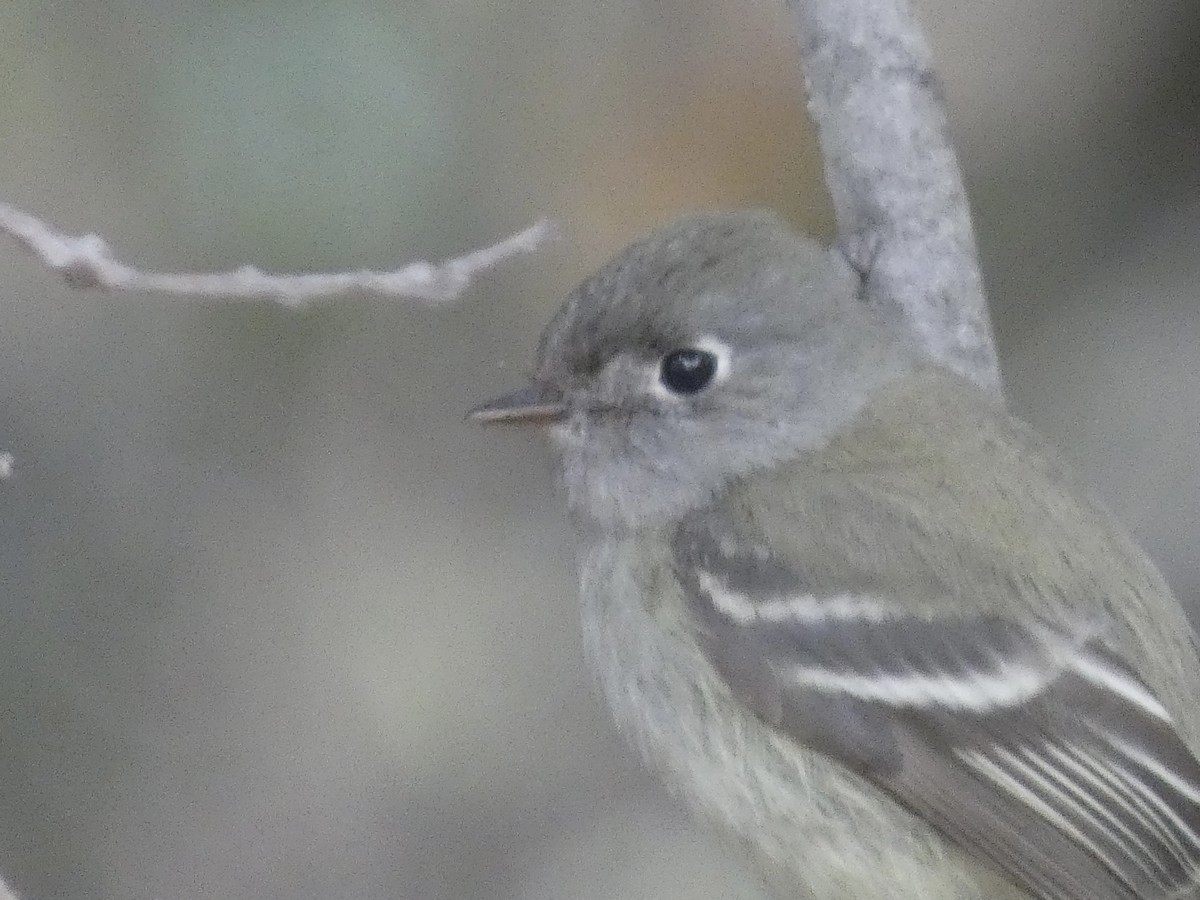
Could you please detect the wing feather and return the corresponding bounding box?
[672,520,1200,900]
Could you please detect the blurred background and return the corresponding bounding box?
[0,0,1197,898]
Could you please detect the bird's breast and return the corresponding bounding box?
[576,535,1020,900]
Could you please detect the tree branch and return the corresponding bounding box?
[786,0,1001,395]
[0,202,555,308]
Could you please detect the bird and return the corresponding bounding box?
[471,209,1200,899]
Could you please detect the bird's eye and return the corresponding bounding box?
[660,347,719,395]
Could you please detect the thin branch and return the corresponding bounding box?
[786,0,1001,395]
[0,201,556,308]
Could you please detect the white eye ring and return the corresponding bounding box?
[651,335,732,401]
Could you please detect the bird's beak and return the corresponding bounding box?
[468,383,566,426]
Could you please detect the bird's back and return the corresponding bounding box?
[734,368,1200,750]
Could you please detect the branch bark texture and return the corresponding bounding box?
[0,202,554,308]
[787,0,1001,395]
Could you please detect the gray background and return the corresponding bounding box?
[0,1,1197,898]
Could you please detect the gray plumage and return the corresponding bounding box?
[532,210,912,529]
[473,210,1200,899]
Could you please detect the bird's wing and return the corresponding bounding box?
[671,517,1200,900]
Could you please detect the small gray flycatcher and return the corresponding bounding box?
[472,210,1200,900]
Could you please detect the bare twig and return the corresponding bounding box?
[786,0,1001,395]
[0,201,556,308]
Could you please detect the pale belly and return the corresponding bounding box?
[576,536,1027,900]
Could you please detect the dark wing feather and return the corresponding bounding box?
[672,520,1200,900]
